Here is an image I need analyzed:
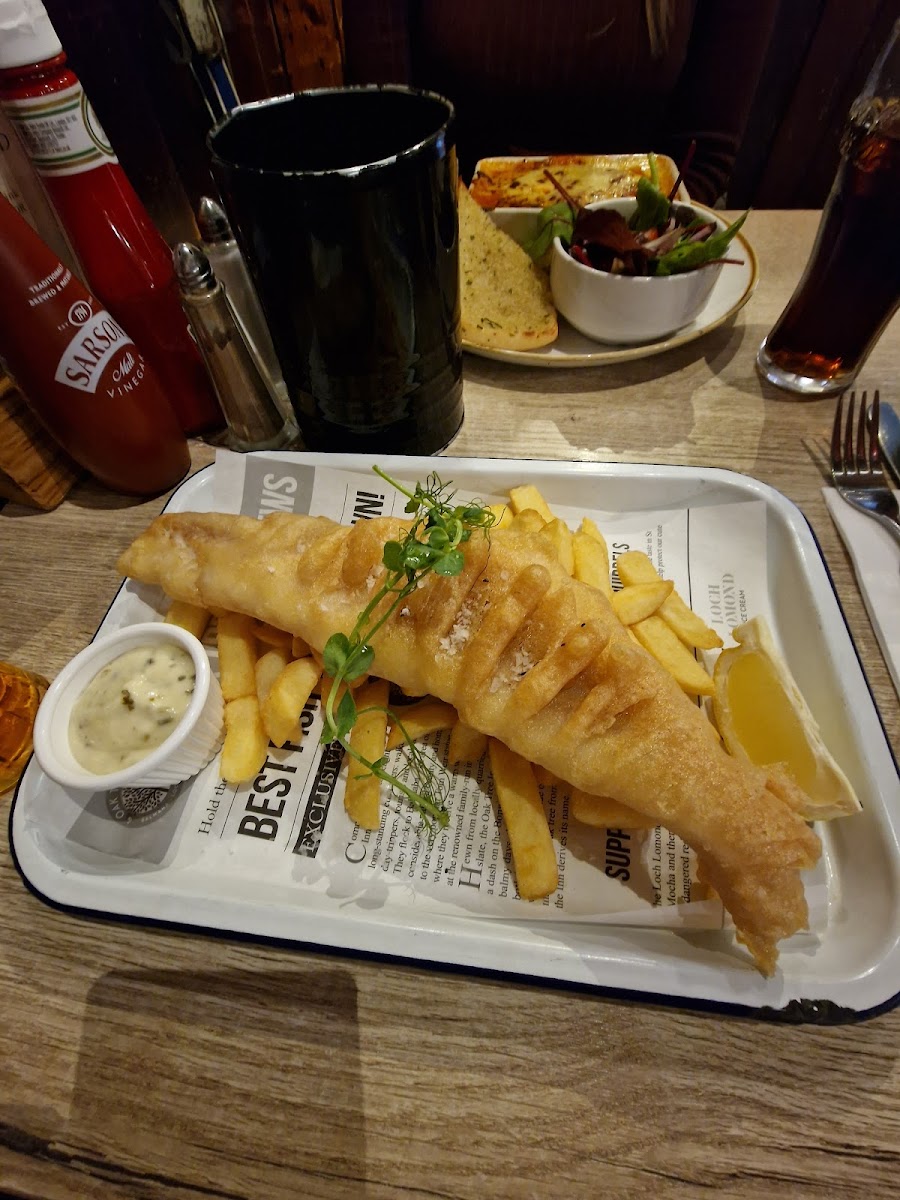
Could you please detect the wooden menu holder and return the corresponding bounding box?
[0,373,81,510]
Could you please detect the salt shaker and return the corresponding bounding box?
[173,242,298,452]
[196,196,289,411]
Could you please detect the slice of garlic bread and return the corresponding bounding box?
[458,183,558,351]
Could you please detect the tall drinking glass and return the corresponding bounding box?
[757,22,900,397]
[208,86,464,454]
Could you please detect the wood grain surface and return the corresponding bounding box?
[1,211,898,1199]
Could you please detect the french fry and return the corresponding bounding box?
[310,652,367,693]
[540,517,575,575]
[291,635,311,659]
[255,647,292,707]
[632,615,715,696]
[165,599,211,640]
[616,550,723,650]
[488,739,558,900]
[318,671,343,708]
[614,550,668,586]
[531,764,558,789]
[659,599,724,652]
[217,613,258,701]
[447,719,488,764]
[250,620,293,649]
[533,771,654,828]
[487,503,513,529]
[573,527,612,599]
[221,696,268,784]
[570,789,657,830]
[579,515,606,544]
[578,520,614,600]
[262,656,322,747]
[386,698,457,750]
[508,484,554,522]
[611,580,674,625]
[344,678,390,829]
[508,508,546,534]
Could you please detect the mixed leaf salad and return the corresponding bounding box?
[524,154,747,277]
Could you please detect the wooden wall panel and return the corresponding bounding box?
[273,0,345,91]
[214,0,293,101]
[215,0,345,100]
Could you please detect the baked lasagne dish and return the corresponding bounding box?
[469,154,681,209]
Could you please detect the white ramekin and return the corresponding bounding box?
[33,622,224,791]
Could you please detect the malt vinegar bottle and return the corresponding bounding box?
[0,0,223,435]
[0,192,190,495]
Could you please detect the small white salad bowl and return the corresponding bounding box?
[549,198,734,344]
[33,622,224,792]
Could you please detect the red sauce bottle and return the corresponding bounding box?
[0,192,190,495]
[0,1,223,436]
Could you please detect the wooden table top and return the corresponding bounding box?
[1,210,898,1199]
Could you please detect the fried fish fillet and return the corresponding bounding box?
[118,511,822,974]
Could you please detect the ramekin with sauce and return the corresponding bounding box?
[33,623,224,791]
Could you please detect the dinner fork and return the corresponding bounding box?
[830,389,900,547]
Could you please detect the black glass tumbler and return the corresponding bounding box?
[208,86,464,453]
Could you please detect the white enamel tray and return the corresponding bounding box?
[10,455,900,1021]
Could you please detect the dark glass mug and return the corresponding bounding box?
[208,86,464,453]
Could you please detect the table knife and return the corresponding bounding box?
[878,399,900,488]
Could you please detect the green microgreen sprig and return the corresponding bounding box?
[320,468,495,829]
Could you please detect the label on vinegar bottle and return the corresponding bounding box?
[0,109,77,264]
[2,82,117,177]
[0,116,34,220]
[53,300,144,396]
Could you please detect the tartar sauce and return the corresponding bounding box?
[69,644,195,773]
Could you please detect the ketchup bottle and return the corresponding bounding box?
[0,0,223,436]
[0,192,190,495]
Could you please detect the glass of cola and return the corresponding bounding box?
[757,22,900,396]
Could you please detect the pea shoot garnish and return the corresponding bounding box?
[320,468,495,829]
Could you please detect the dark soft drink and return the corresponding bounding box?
[758,100,900,395]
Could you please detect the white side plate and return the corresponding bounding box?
[464,205,758,367]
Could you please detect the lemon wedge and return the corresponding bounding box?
[712,616,861,820]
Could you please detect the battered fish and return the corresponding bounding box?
[118,510,822,974]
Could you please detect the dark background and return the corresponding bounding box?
[41,0,900,245]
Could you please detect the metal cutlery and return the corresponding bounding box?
[829,389,900,547]
[877,397,900,487]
